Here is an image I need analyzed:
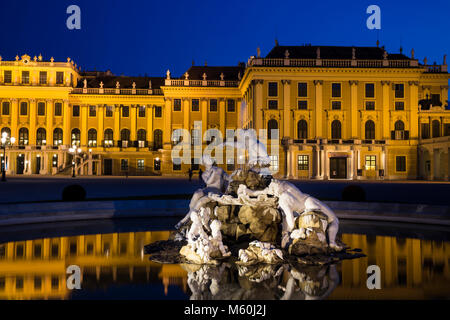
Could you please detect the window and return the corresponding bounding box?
[52,154,58,167]
[191,129,201,145]
[268,82,278,97]
[121,105,129,117]
[227,99,235,112]
[365,155,376,170]
[394,84,404,98]
[297,120,308,139]
[172,129,183,144]
[2,102,10,115]
[192,99,199,112]
[120,129,130,147]
[71,129,80,146]
[34,277,42,290]
[226,158,235,171]
[331,101,341,110]
[154,158,161,171]
[153,129,163,149]
[365,83,375,98]
[36,128,46,145]
[298,82,307,97]
[396,156,406,172]
[331,120,341,139]
[268,100,278,110]
[332,83,341,97]
[20,102,27,116]
[173,99,181,111]
[54,102,62,116]
[173,159,181,171]
[395,101,404,110]
[89,105,96,117]
[209,99,218,112]
[365,120,375,140]
[105,106,113,117]
[138,105,145,117]
[365,101,375,110]
[267,119,278,139]
[53,128,63,146]
[154,106,162,118]
[39,71,47,85]
[269,155,279,172]
[394,120,405,140]
[3,70,12,83]
[298,100,307,110]
[297,155,309,171]
[121,159,129,171]
[22,71,29,84]
[56,72,64,84]
[37,102,45,116]
[104,129,113,147]
[421,123,430,139]
[33,244,42,258]
[137,159,145,170]
[88,129,97,147]
[432,120,440,138]
[19,128,29,145]
[72,105,80,117]
[137,129,146,147]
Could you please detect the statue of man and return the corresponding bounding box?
[175,155,229,229]
[241,178,341,250]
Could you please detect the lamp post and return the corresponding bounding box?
[68,146,82,178]
[1,132,16,182]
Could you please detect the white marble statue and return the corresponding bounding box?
[209,219,231,258]
[175,154,229,229]
[240,179,341,251]
[238,241,283,265]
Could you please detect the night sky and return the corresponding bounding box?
[0,0,448,77]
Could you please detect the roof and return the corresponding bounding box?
[76,75,165,89]
[265,45,411,60]
[181,65,246,81]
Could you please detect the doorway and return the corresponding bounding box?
[35,156,41,174]
[330,157,347,179]
[103,159,113,175]
[16,155,25,174]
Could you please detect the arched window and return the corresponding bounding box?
[120,129,130,147]
[137,129,146,147]
[88,129,97,147]
[36,128,46,145]
[104,129,113,147]
[1,127,11,138]
[394,120,404,131]
[365,120,375,140]
[432,120,440,138]
[154,129,163,150]
[297,120,308,139]
[267,119,278,139]
[53,128,63,146]
[19,128,29,145]
[71,128,80,146]
[331,120,341,139]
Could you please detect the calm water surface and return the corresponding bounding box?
[0,217,448,300]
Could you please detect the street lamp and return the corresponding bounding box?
[69,146,82,178]
[1,132,16,182]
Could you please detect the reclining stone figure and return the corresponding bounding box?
[240,178,341,251]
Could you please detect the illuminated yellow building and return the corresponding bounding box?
[0,44,449,179]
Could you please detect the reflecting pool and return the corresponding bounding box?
[0,218,449,300]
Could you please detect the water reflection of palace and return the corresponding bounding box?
[0,231,449,300]
[0,231,187,300]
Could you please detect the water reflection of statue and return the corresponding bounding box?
[280,264,339,300]
[175,155,229,229]
[241,178,341,250]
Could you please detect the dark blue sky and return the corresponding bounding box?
[0,0,448,77]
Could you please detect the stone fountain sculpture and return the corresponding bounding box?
[145,129,363,274]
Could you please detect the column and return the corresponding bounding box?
[9,99,18,141]
[63,100,70,146]
[201,98,208,140]
[314,80,323,138]
[183,98,190,130]
[381,81,390,139]
[282,80,291,138]
[46,99,53,145]
[98,105,104,144]
[429,149,434,180]
[80,104,88,146]
[130,104,137,143]
[219,98,226,135]
[315,146,321,178]
[41,152,48,174]
[113,104,120,143]
[409,81,419,139]
[323,147,328,180]
[147,104,154,146]
[29,99,37,146]
[162,99,172,147]
[254,80,264,131]
[88,152,93,175]
[351,147,357,180]
[349,80,358,138]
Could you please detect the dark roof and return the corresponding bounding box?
[76,75,164,89]
[181,65,246,81]
[266,45,411,60]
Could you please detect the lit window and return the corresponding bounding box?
[121,159,129,171]
[3,71,12,84]
[297,155,309,171]
[137,159,145,170]
[270,155,279,173]
[22,71,29,84]
[365,155,376,170]
[39,71,47,85]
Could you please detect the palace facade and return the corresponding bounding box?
[0,44,449,180]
